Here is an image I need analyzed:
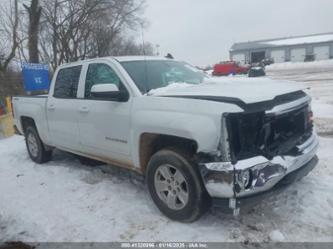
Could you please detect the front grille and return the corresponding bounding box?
[226,104,312,162]
[262,105,312,158]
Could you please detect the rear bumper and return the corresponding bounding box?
[199,132,319,200]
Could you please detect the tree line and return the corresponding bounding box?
[0,0,154,97]
[0,0,155,72]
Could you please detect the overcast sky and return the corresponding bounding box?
[1,0,333,67]
[144,0,333,66]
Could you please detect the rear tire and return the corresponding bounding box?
[25,126,52,164]
[146,148,211,222]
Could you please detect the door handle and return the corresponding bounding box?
[48,104,55,111]
[79,106,89,113]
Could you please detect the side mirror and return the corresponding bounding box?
[90,84,122,100]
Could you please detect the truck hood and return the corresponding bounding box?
[147,77,305,104]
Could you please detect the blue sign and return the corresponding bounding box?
[22,63,50,92]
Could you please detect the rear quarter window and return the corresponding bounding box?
[53,66,82,98]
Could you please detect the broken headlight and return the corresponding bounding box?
[236,169,252,190]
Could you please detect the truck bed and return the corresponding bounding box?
[12,95,50,144]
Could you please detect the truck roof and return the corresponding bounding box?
[114,56,170,62]
[59,56,170,68]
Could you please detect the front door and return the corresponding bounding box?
[77,62,132,163]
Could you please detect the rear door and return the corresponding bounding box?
[76,61,133,164]
[46,65,83,151]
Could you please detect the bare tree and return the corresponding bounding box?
[88,0,147,57]
[0,0,151,98]
[40,0,147,70]
[23,0,42,63]
[0,0,20,74]
[1,0,151,74]
[110,36,155,56]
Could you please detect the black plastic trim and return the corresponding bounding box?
[163,91,306,113]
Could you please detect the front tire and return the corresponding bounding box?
[146,148,210,222]
[25,126,52,164]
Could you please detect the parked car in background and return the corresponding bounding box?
[12,56,319,222]
[248,65,266,77]
[213,61,249,76]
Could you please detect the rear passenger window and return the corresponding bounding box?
[53,66,82,98]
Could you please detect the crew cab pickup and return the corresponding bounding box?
[12,56,319,222]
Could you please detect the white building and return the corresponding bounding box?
[230,32,333,64]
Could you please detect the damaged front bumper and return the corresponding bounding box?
[199,132,319,211]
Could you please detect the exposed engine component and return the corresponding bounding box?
[226,105,313,162]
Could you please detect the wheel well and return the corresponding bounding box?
[139,133,198,173]
[20,116,53,151]
[20,116,36,134]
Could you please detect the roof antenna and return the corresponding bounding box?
[165,53,174,59]
[140,22,149,94]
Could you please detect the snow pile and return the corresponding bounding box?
[312,103,333,119]
[147,82,193,96]
[266,59,333,71]
[266,59,333,135]
[146,77,305,105]
[204,69,214,76]
[269,230,285,242]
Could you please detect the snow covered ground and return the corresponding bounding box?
[1,135,333,243]
[266,60,333,136]
[1,60,333,243]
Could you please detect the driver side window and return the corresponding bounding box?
[85,63,123,99]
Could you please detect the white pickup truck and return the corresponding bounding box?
[12,56,319,222]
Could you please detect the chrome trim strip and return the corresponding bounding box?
[297,133,316,151]
[265,95,311,116]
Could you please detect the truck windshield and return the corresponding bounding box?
[120,60,206,94]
